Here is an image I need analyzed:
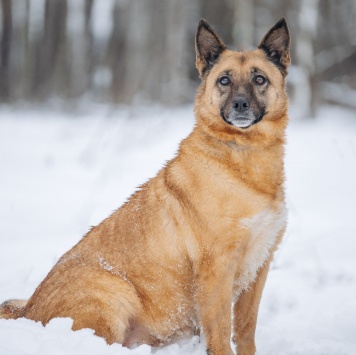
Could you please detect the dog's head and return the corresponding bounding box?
[195,19,290,145]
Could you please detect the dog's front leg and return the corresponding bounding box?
[232,256,271,355]
[233,227,285,355]
[195,253,235,355]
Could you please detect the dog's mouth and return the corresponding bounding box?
[221,110,264,129]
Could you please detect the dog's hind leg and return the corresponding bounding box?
[22,263,142,345]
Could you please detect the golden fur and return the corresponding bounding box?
[1,19,291,355]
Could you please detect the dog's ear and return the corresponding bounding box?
[258,18,291,75]
[195,19,226,77]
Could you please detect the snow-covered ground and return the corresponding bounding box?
[0,104,355,354]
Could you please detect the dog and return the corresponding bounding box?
[0,18,290,355]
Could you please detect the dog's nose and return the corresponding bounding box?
[233,97,250,112]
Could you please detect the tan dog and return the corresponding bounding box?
[0,18,290,355]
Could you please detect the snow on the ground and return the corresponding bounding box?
[0,104,355,354]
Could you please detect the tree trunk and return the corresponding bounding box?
[233,0,254,50]
[35,0,68,100]
[294,0,320,118]
[67,0,93,100]
[0,0,12,101]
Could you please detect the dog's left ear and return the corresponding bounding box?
[195,19,226,77]
[258,18,291,75]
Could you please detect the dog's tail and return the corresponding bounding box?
[0,299,27,319]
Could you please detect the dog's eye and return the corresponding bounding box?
[254,75,266,85]
[219,76,231,86]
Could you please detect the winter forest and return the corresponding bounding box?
[0,0,355,114]
[1,1,356,355]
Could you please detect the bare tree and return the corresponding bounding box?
[0,0,12,101]
[294,0,320,118]
[233,0,254,50]
[34,0,68,100]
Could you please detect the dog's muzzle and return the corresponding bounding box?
[221,96,264,129]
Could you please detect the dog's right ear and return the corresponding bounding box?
[195,19,226,77]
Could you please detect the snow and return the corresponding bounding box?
[0,318,203,355]
[0,104,356,354]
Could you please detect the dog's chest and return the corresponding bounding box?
[232,204,287,300]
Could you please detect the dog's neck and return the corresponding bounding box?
[180,121,287,199]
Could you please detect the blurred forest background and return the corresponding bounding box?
[0,0,355,117]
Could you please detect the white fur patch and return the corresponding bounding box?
[233,204,287,300]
